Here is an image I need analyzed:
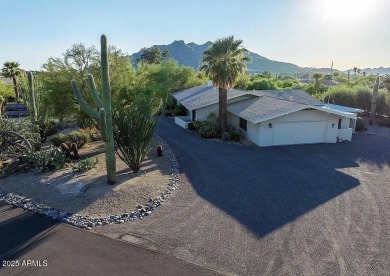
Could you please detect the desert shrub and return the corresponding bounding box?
[376,90,390,115]
[68,131,89,148]
[198,121,219,138]
[174,104,187,116]
[20,146,65,173]
[378,117,390,128]
[355,117,365,131]
[113,96,161,173]
[221,132,230,141]
[188,122,195,130]
[0,117,40,155]
[38,120,58,142]
[79,127,102,142]
[76,110,96,129]
[50,133,68,147]
[50,131,89,149]
[192,120,202,130]
[71,158,98,172]
[164,110,173,117]
[227,125,241,141]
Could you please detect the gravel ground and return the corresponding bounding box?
[93,117,390,276]
[0,136,177,220]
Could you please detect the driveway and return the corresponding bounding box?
[95,117,390,275]
[0,202,221,276]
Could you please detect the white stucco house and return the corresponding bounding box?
[172,82,363,147]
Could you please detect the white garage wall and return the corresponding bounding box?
[259,110,340,146]
[247,122,260,145]
[268,110,338,123]
[259,123,273,146]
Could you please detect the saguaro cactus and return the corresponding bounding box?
[71,35,116,184]
[369,76,380,125]
[27,71,38,124]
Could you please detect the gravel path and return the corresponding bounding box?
[94,117,390,276]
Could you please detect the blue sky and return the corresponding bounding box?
[1,0,389,71]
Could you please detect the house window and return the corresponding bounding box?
[338,119,342,129]
[239,118,247,131]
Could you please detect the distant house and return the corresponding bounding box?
[0,77,13,85]
[172,83,363,147]
[321,79,340,87]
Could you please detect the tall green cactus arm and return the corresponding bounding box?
[71,79,99,119]
[27,71,37,123]
[100,35,112,111]
[88,74,103,108]
[99,108,109,142]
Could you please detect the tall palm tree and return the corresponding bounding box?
[353,67,358,77]
[313,73,322,92]
[357,68,361,78]
[1,61,22,100]
[200,36,250,132]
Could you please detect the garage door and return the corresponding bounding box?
[272,121,327,145]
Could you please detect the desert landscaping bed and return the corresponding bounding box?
[0,134,180,229]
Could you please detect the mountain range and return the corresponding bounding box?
[132,40,390,75]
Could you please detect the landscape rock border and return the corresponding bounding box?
[0,134,180,230]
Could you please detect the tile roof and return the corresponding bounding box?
[228,96,309,124]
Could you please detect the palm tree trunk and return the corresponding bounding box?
[12,77,19,100]
[219,87,228,132]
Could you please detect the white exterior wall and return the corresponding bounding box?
[247,122,260,145]
[337,128,353,141]
[174,116,191,129]
[227,113,240,130]
[193,95,254,122]
[256,110,345,147]
[340,117,350,129]
[196,104,218,121]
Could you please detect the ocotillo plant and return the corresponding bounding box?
[71,35,116,184]
[27,71,38,124]
[369,76,380,125]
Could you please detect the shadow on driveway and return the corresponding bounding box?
[158,117,389,238]
[0,203,59,264]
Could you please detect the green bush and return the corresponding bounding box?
[38,120,58,143]
[68,131,89,148]
[192,120,202,130]
[323,85,390,116]
[174,104,187,116]
[80,128,102,142]
[50,133,68,147]
[20,146,65,173]
[198,121,219,138]
[71,158,98,172]
[188,122,195,130]
[50,131,89,149]
[227,125,241,141]
[378,117,390,128]
[355,117,365,131]
[221,132,230,141]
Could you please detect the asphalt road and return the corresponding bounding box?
[94,117,390,275]
[0,202,221,276]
